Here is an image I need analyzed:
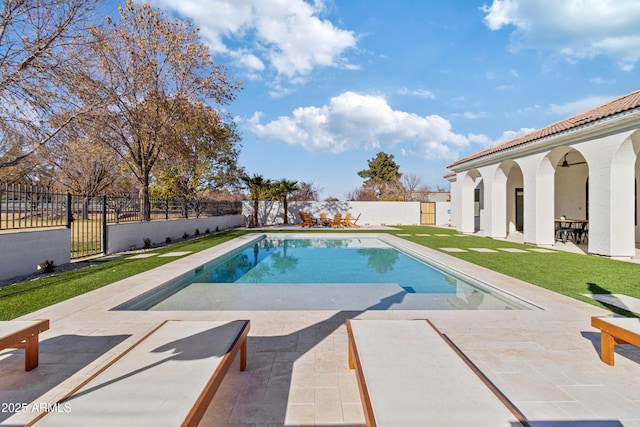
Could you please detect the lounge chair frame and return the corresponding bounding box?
[591,316,640,365]
[0,319,49,371]
[30,320,249,427]
[346,319,527,426]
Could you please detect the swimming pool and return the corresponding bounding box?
[115,235,537,311]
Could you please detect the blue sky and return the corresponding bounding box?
[135,0,640,199]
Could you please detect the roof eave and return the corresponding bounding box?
[447,107,640,172]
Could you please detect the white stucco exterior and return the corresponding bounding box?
[447,92,640,258]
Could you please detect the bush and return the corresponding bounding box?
[205,228,210,234]
[195,228,200,236]
[165,237,173,244]
[182,232,189,239]
[143,237,152,249]
[38,260,56,274]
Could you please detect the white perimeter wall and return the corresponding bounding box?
[0,228,70,280]
[243,201,451,227]
[106,214,244,254]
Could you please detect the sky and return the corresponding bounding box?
[130,0,640,199]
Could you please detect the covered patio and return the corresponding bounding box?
[447,89,640,259]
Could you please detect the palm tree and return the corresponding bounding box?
[241,174,271,227]
[273,179,298,225]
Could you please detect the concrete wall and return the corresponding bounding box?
[435,202,451,227]
[0,228,70,280]
[106,214,244,254]
[243,200,452,227]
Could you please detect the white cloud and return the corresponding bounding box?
[493,128,536,145]
[590,76,616,85]
[547,95,613,116]
[451,111,488,120]
[246,91,469,159]
[463,112,488,120]
[397,87,436,99]
[482,0,640,70]
[142,0,357,80]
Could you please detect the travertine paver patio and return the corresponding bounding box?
[1,234,640,426]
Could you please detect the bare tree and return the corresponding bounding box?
[292,181,322,201]
[400,173,422,200]
[345,186,377,201]
[0,0,100,170]
[45,119,121,195]
[82,1,241,221]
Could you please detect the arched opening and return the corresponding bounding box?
[554,148,589,221]
[495,160,524,236]
[460,169,483,234]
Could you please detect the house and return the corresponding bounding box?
[445,89,640,258]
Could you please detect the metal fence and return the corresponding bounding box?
[1,182,243,259]
[1,183,242,231]
[105,194,242,223]
[0,182,67,229]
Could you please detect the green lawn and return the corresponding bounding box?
[388,226,640,317]
[1,226,638,320]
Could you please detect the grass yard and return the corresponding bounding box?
[389,226,640,317]
[0,229,247,320]
[1,225,638,320]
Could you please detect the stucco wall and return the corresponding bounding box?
[106,215,244,254]
[243,200,452,227]
[435,202,451,226]
[0,228,70,281]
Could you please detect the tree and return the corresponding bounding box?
[82,0,241,220]
[356,152,403,200]
[345,186,376,201]
[0,0,100,171]
[45,119,121,195]
[241,174,271,227]
[400,172,424,201]
[151,102,242,218]
[291,181,321,201]
[357,152,402,184]
[272,179,298,224]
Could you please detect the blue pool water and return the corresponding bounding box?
[116,236,535,311]
[195,237,453,293]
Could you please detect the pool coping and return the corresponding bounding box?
[112,233,542,312]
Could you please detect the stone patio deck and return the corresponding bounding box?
[1,233,640,426]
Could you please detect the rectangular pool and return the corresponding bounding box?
[115,236,537,311]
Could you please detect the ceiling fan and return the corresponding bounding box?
[560,153,586,167]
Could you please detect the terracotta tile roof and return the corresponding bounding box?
[446,89,640,169]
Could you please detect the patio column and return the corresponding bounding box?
[458,170,477,234]
[585,133,636,257]
[520,153,555,246]
[488,165,507,239]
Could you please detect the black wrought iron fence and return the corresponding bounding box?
[0,182,67,230]
[1,183,243,231]
[105,194,242,223]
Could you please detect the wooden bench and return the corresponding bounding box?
[0,320,49,371]
[31,320,249,427]
[347,319,526,426]
[591,316,640,365]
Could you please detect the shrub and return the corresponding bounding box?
[165,237,173,244]
[38,260,56,274]
[143,237,152,249]
[182,232,189,239]
[205,228,210,234]
[195,228,200,236]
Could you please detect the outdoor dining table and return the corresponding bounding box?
[554,218,588,244]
